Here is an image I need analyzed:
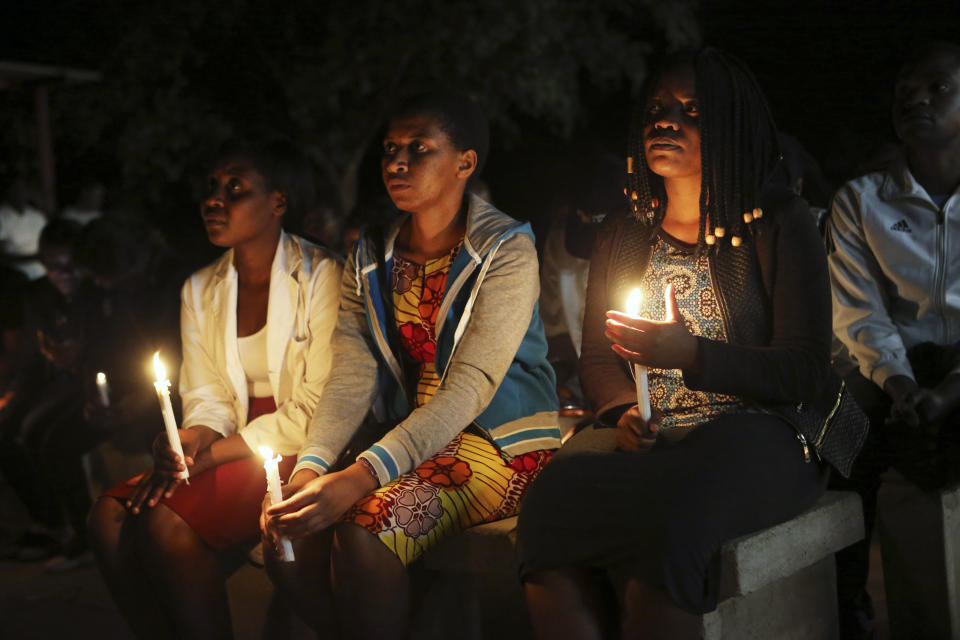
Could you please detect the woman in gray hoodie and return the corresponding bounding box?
[262,92,560,639]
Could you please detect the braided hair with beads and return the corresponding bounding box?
[625,48,783,252]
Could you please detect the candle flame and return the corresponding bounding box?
[626,288,643,316]
[153,351,167,382]
[96,372,107,384]
[259,446,274,460]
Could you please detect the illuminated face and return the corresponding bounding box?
[893,51,960,149]
[200,157,284,248]
[381,114,473,215]
[643,65,702,181]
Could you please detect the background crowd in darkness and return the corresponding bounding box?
[0,0,955,575]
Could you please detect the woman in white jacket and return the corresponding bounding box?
[88,137,341,640]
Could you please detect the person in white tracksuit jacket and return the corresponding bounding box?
[827,42,960,638]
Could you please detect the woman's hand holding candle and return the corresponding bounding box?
[126,427,218,513]
[605,283,699,372]
[260,447,296,562]
[266,464,378,539]
[616,404,663,453]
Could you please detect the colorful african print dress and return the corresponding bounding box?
[341,243,552,566]
[637,233,745,440]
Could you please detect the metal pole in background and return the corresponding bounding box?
[34,84,56,214]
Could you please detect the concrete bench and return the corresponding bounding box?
[703,490,863,639]
[877,475,960,639]
[412,490,864,640]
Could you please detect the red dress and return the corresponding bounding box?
[103,396,294,550]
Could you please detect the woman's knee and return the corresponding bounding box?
[331,522,401,576]
[88,497,126,552]
[137,504,202,561]
[265,530,333,595]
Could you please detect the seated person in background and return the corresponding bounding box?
[515,48,859,640]
[0,178,48,281]
[75,214,187,353]
[540,152,625,417]
[0,219,101,564]
[0,265,28,437]
[0,265,27,430]
[88,136,341,640]
[60,180,106,227]
[74,215,188,458]
[0,263,56,559]
[827,41,960,637]
[262,92,560,640]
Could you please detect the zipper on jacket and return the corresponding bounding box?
[934,204,948,343]
[707,252,735,346]
[814,380,845,449]
[797,432,811,463]
[437,236,507,386]
[362,272,407,399]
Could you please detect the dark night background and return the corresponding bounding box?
[0,0,958,265]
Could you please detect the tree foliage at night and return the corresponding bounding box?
[3,0,697,231]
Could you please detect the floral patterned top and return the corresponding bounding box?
[391,243,461,407]
[636,233,743,438]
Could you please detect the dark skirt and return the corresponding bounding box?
[516,411,828,614]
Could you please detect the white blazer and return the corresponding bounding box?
[179,231,341,455]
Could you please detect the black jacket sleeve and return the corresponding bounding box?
[682,199,832,404]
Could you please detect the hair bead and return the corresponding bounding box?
[705,234,716,245]
[742,211,754,224]
[714,226,726,238]
[730,235,742,247]
[631,191,639,201]
[753,207,763,219]
[627,156,634,174]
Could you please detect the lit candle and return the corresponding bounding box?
[96,371,110,407]
[153,352,189,481]
[625,288,652,422]
[260,446,295,562]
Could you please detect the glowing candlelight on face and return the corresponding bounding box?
[96,371,110,407]
[260,446,295,562]
[625,288,652,422]
[153,352,188,480]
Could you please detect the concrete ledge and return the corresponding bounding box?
[945,486,960,638]
[717,491,864,598]
[878,477,960,639]
[704,556,839,640]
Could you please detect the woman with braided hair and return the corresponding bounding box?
[516,48,852,638]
